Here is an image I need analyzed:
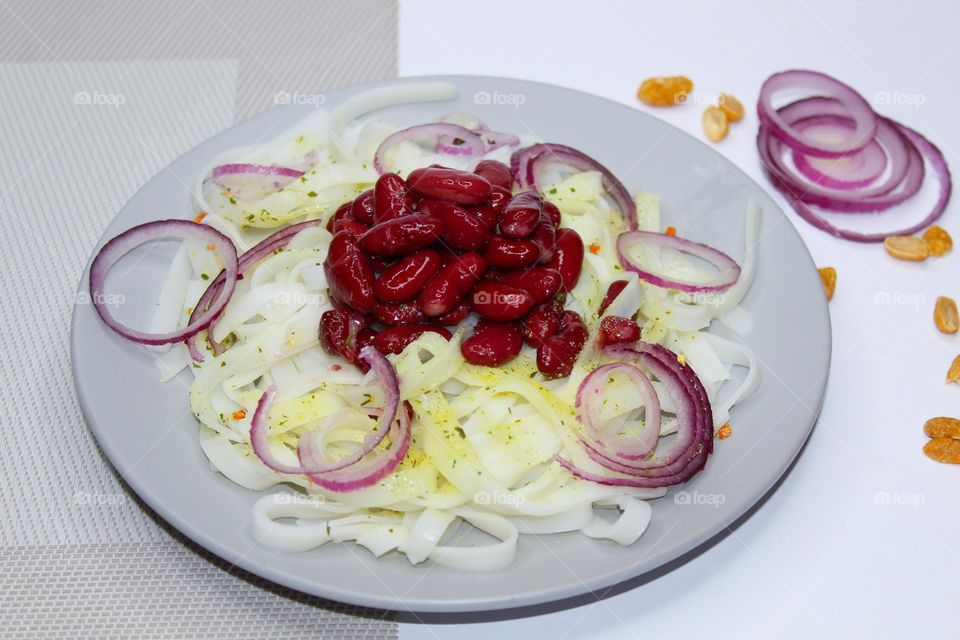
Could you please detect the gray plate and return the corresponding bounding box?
[70,76,831,613]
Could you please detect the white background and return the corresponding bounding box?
[398,1,960,638]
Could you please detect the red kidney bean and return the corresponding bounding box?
[499,192,542,239]
[373,249,441,302]
[418,253,486,317]
[357,327,378,351]
[472,160,513,190]
[368,256,392,273]
[497,267,563,304]
[484,236,540,269]
[373,324,451,355]
[325,201,353,233]
[537,311,588,378]
[598,279,629,315]
[486,185,513,213]
[436,246,458,269]
[319,308,367,366]
[530,219,557,264]
[461,320,523,367]
[597,315,641,348]
[418,200,491,252]
[468,203,499,230]
[520,300,564,347]
[323,232,376,313]
[469,281,534,321]
[374,301,428,326]
[542,201,561,227]
[435,302,470,326]
[351,189,376,225]
[332,218,368,238]
[406,167,491,205]
[359,215,444,256]
[545,228,584,291]
[373,173,410,223]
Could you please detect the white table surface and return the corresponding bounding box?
[398,1,960,638]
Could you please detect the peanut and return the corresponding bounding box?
[934,296,959,334]
[637,76,693,107]
[718,93,744,122]
[883,235,929,261]
[818,267,836,300]
[702,106,729,142]
[923,437,960,464]
[946,355,960,384]
[922,225,952,257]
[924,417,960,439]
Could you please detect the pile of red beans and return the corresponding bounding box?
[320,160,639,378]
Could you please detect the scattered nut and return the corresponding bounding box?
[923,225,952,256]
[718,93,744,122]
[716,423,732,439]
[923,437,960,464]
[946,355,960,384]
[934,296,959,334]
[818,267,836,300]
[924,417,960,439]
[702,106,729,142]
[884,235,929,261]
[637,76,693,107]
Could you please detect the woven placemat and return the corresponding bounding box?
[0,2,399,638]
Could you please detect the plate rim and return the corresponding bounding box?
[70,73,833,613]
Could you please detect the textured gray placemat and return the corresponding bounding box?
[0,0,399,119]
[0,2,399,638]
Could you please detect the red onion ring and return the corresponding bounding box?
[89,220,238,346]
[774,123,951,243]
[791,118,887,189]
[306,404,411,492]
[249,347,402,484]
[758,69,877,158]
[187,219,325,360]
[575,363,661,461]
[374,123,484,174]
[211,163,305,200]
[617,230,741,293]
[511,143,638,230]
[760,99,920,211]
[212,163,305,182]
[558,342,714,488]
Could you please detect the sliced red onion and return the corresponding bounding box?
[760,103,921,212]
[791,119,887,189]
[187,219,325,360]
[617,230,741,293]
[558,342,714,488]
[511,143,638,230]
[306,404,411,492]
[477,128,521,151]
[211,163,305,200]
[575,363,661,461]
[374,123,484,173]
[775,123,951,243]
[89,220,238,346]
[758,69,877,158]
[249,347,402,483]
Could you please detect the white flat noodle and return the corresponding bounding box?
[147,240,192,354]
[703,332,761,426]
[718,305,754,336]
[155,344,190,382]
[173,97,766,571]
[581,497,652,545]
